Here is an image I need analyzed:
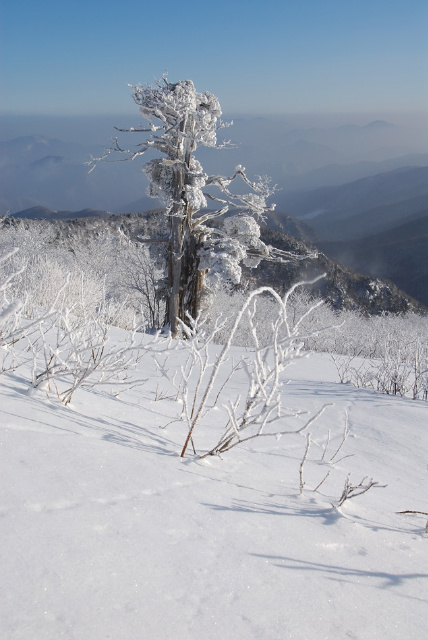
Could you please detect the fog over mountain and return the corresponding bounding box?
[318,214,428,306]
[0,132,150,214]
[0,112,426,215]
[276,166,428,240]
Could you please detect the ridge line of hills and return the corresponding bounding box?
[2,210,425,316]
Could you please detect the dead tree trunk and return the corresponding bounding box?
[166,211,182,336]
[165,116,205,337]
[180,217,203,322]
[166,201,204,336]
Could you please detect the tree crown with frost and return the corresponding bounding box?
[92,77,275,216]
[89,76,300,335]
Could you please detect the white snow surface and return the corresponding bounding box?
[1,330,427,640]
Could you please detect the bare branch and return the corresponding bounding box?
[300,433,312,494]
[336,475,387,508]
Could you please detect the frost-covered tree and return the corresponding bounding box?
[90,76,279,335]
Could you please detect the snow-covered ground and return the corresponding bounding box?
[1,335,427,640]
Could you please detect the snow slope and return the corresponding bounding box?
[1,337,427,640]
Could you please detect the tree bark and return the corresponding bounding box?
[167,205,184,337]
[166,206,203,337]
[165,116,204,337]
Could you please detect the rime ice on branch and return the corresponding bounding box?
[89,77,283,335]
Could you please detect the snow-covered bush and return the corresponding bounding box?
[155,276,336,457]
[0,221,153,330]
[28,299,148,405]
[0,247,67,375]
[323,312,428,401]
[204,285,337,350]
[0,248,25,371]
[117,239,167,330]
[204,286,428,402]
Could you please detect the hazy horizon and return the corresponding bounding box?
[1,110,427,147]
[1,107,427,218]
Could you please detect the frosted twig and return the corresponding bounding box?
[313,470,331,492]
[336,475,387,507]
[329,410,349,463]
[299,433,311,494]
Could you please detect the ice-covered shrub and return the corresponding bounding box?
[0,248,25,370]
[28,299,148,405]
[324,312,428,401]
[0,220,155,329]
[155,276,337,457]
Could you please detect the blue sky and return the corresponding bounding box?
[1,0,427,116]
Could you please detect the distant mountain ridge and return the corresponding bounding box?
[278,152,428,192]
[277,165,428,241]
[10,206,113,221]
[0,134,146,214]
[318,214,428,306]
[316,194,427,241]
[1,118,426,214]
[256,226,426,315]
[0,134,87,167]
[273,165,428,302]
